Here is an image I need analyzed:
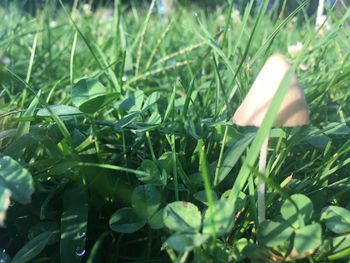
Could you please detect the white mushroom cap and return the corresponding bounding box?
[233,53,309,127]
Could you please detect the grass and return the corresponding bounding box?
[1,0,350,262]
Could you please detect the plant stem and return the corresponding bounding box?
[146,131,156,161]
[258,137,268,224]
[198,139,217,251]
[171,133,179,201]
[214,124,228,186]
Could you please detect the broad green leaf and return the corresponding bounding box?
[321,206,350,234]
[60,185,88,263]
[220,190,247,212]
[28,222,60,245]
[12,231,52,263]
[37,105,82,116]
[163,201,201,233]
[46,161,77,176]
[115,90,144,112]
[193,190,218,206]
[146,112,161,125]
[242,243,284,262]
[15,91,40,139]
[307,134,330,149]
[165,233,209,252]
[0,186,11,226]
[0,129,17,141]
[109,207,146,233]
[157,152,172,174]
[132,113,161,132]
[137,160,165,185]
[193,239,230,263]
[202,199,235,237]
[129,90,144,112]
[217,132,255,184]
[280,194,313,228]
[115,112,140,131]
[71,78,108,113]
[72,129,87,149]
[257,220,293,247]
[142,92,160,111]
[291,223,322,258]
[132,184,161,220]
[149,208,164,230]
[230,238,250,262]
[326,234,350,256]
[184,119,200,140]
[0,156,34,204]
[4,133,38,157]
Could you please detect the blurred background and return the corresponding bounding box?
[1,0,348,16]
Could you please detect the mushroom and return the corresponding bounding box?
[233,53,309,223]
[315,0,325,29]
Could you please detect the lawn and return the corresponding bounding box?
[1,0,350,262]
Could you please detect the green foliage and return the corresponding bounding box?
[131,184,161,220]
[37,105,82,117]
[109,207,146,233]
[60,185,88,263]
[165,233,209,252]
[202,199,235,237]
[0,156,34,225]
[12,231,52,263]
[72,78,111,114]
[292,223,322,258]
[257,220,294,247]
[163,201,201,233]
[1,0,350,262]
[280,194,314,227]
[137,159,166,185]
[321,206,350,234]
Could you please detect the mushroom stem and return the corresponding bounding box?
[316,0,325,28]
[258,137,268,224]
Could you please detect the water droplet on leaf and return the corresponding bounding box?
[75,247,85,257]
[77,231,86,239]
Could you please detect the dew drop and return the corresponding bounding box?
[192,12,198,17]
[122,76,127,82]
[75,247,85,257]
[77,231,86,239]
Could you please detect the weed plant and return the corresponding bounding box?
[0,0,350,262]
